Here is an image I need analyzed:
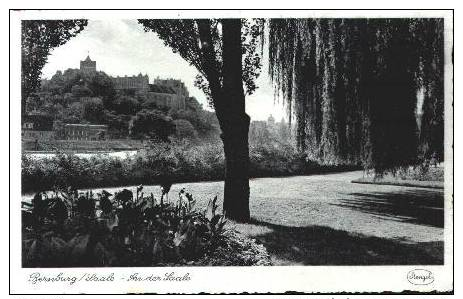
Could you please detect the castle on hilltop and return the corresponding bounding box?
[80,55,97,74]
[78,55,187,109]
[23,55,192,146]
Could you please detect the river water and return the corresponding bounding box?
[24,150,139,160]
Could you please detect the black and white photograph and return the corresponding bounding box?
[8,9,454,295]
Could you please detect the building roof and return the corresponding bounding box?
[64,123,108,129]
[22,113,54,131]
[84,55,93,62]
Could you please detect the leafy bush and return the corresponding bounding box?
[22,186,228,267]
[129,109,176,141]
[22,142,360,194]
[376,161,444,182]
[249,143,306,177]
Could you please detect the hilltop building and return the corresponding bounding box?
[112,74,150,92]
[152,78,189,99]
[80,55,97,74]
[77,55,188,109]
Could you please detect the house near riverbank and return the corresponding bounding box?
[55,123,108,141]
[22,113,54,140]
[21,113,55,150]
[22,113,109,151]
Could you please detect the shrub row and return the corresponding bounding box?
[22,142,360,193]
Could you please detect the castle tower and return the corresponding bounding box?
[80,55,96,74]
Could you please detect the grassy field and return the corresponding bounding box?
[23,171,444,265]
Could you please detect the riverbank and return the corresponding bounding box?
[23,139,144,152]
[21,143,361,194]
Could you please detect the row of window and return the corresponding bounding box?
[64,130,106,135]
[64,136,98,141]
[65,130,89,136]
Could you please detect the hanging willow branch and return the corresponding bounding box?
[268,18,444,172]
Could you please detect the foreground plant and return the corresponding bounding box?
[22,186,228,267]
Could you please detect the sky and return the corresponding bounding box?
[41,19,287,122]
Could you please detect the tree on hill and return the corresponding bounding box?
[112,95,141,115]
[173,119,198,140]
[60,102,83,124]
[21,20,88,115]
[48,69,116,103]
[82,98,105,123]
[138,19,264,222]
[129,109,176,141]
[88,72,117,106]
[71,84,93,97]
[169,105,218,138]
[103,111,132,138]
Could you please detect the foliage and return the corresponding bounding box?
[169,102,220,138]
[21,20,88,113]
[380,161,444,182]
[71,84,93,97]
[88,72,117,106]
[112,95,141,115]
[173,119,198,140]
[103,111,132,138]
[129,109,176,141]
[82,98,105,123]
[22,186,229,267]
[60,102,84,124]
[34,67,219,141]
[138,19,264,105]
[268,19,444,172]
[22,143,359,194]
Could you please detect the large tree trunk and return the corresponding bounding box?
[221,115,250,222]
[219,19,250,222]
[197,18,251,222]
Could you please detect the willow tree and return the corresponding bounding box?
[412,19,445,161]
[21,20,88,115]
[138,19,263,222]
[268,18,444,173]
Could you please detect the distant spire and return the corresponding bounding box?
[85,51,92,62]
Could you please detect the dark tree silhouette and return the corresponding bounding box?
[268,18,445,173]
[129,109,176,141]
[21,20,88,115]
[138,19,264,222]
